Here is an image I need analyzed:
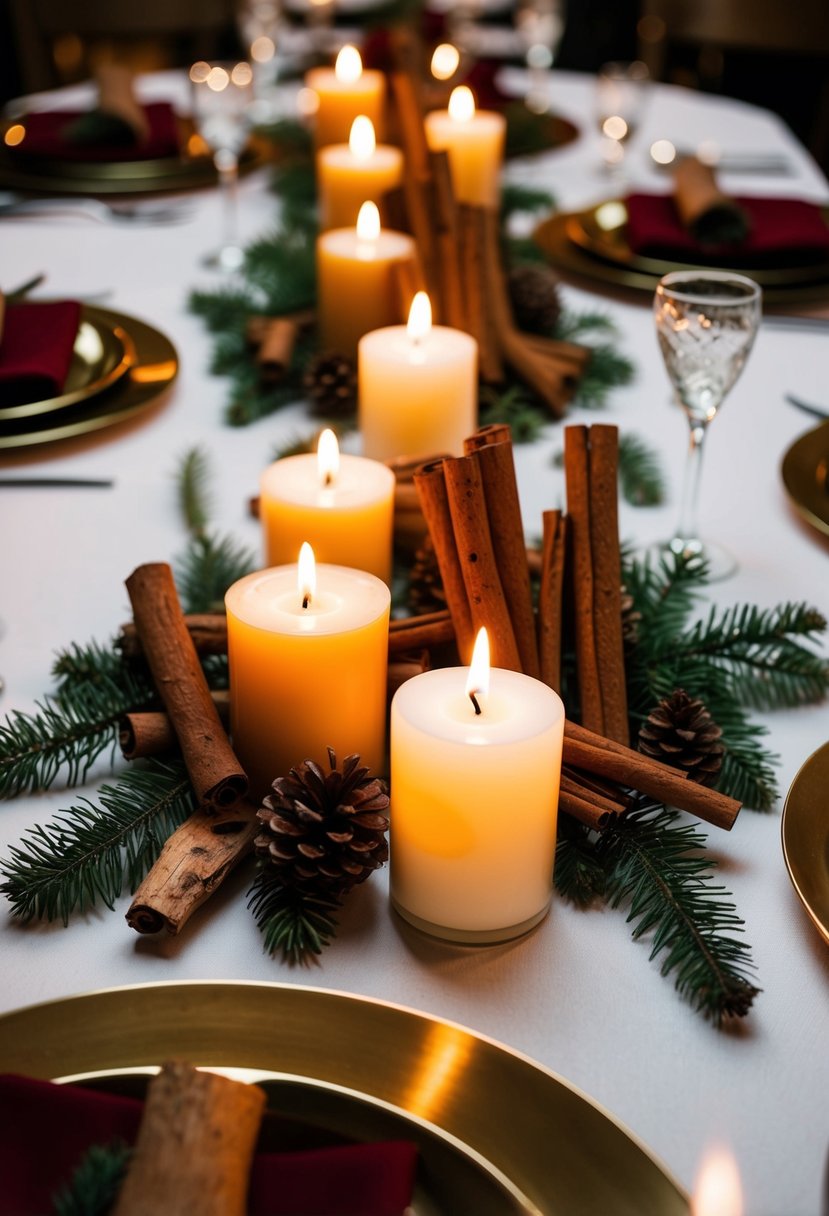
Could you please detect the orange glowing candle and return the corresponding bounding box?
[305,45,385,148]
[424,85,506,207]
[317,115,403,231]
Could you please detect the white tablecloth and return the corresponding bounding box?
[1,69,828,1216]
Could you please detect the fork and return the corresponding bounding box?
[0,195,192,225]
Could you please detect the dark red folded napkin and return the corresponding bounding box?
[0,301,81,408]
[625,192,829,265]
[0,1074,418,1216]
[9,101,180,162]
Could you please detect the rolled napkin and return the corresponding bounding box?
[0,1073,418,1216]
[672,156,751,245]
[65,63,152,147]
[0,301,81,408]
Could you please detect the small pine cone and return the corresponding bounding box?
[621,586,642,646]
[303,351,357,418]
[407,535,447,615]
[255,749,389,893]
[638,689,724,786]
[508,263,563,335]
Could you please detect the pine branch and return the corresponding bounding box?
[176,446,213,537]
[187,284,257,333]
[174,532,256,615]
[555,310,618,340]
[52,1140,130,1216]
[618,433,667,506]
[52,640,146,700]
[554,816,607,906]
[623,551,703,653]
[244,228,317,314]
[598,804,760,1025]
[0,760,196,924]
[573,344,636,408]
[479,383,547,443]
[247,868,342,963]
[500,181,555,224]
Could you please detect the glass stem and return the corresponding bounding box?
[674,418,708,549]
[217,153,239,254]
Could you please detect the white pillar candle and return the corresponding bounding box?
[424,85,506,208]
[358,292,478,461]
[305,45,385,148]
[317,115,403,231]
[390,629,564,943]
[260,428,395,583]
[226,545,390,799]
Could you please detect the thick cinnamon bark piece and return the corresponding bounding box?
[538,509,568,692]
[588,425,629,744]
[413,459,476,661]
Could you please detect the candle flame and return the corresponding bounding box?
[335,45,362,84]
[349,115,376,160]
[298,541,316,609]
[356,200,381,241]
[431,43,460,81]
[407,291,432,345]
[317,428,340,486]
[465,627,490,713]
[448,85,476,122]
[691,1146,743,1216]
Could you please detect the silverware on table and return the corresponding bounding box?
[784,394,829,421]
[0,194,192,225]
[0,477,114,487]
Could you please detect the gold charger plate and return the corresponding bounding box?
[781,421,829,539]
[0,305,177,449]
[534,208,829,308]
[782,741,829,944]
[0,981,688,1216]
[0,306,136,421]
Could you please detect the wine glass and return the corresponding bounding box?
[514,0,566,114]
[190,61,254,272]
[654,270,762,580]
[594,60,649,170]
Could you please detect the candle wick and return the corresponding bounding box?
[469,690,482,716]
[302,593,311,609]
[323,471,333,488]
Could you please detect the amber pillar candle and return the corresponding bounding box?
[226,544,390,798]
[317,201,416,360]
[305,45,385,148]
[358,292,478,460]
[318,116,403,231]
[424,85,506,207]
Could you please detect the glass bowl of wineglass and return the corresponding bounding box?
[653,269,762,580]
[189,61,254,272]
[594,60,649,170]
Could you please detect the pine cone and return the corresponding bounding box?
[255,749,389,893]
[303,351,357,418]
[407,535,446,615]
[621,586,642,646]
[508,263,563,335]
[638,690,724,786]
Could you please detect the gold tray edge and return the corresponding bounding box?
[781,741,829,945]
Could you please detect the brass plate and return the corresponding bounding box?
[0,306,177,450]
[781,421,829,538]
[0,981,688,1216]
[0,308,135,421]
[534,209,829,308]
[782,741,829,945]
[566,199,829,287]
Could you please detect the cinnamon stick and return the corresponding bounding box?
[564,426,604,733]
[390,255,427,323]
[389,608,455,653]
[389,71,440,305]
[538,509,568,692]
[255,317,299,383]
[673,156,750,245]
[111,1061,266,1216]
[120,692,230,760]
[119,612,228,659]
[588,425,628,744]
[95,63,150,144]
[125,564,248,809]
[462,205,505,383]
[413,459,476,661]
[429,149,465,330]
[463,426,539,677]
[388,649,431,699]
[126,799,259,935]
[245,309,315,346]
[559,772,626,830]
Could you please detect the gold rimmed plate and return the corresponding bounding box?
[781,421,829,539]
[0,307,136,421]
[0,981,688,1216]
[782,741,829,945]
[0,305,177,449]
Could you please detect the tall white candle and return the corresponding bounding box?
[390,629,564,943]
[424,85,506,208]
[358,292,478,460]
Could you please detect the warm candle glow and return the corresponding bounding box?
[206,65,230,92]
[348,115,376,161]
[317,428,340,486]
[465,627,490,713]
[407,292,432,345]
[431,43,460,81]
[335,45,362,85]
[298,541,316,608]
[691,1146,743,1216]
[356,200,381,241]
[448,85,476,123]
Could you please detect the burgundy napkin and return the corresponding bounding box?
[0,301,81,408]
[0,1074,418,1216]
[9,101,180,162]
[625,192,829,265]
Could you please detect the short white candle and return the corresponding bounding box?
[260,428,395,583]
[390,628,564,943]
[424,85,506,208]
[358,291,478,461]
[317,115,403,231]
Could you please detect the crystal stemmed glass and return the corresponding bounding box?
[514,0,566,114]
[594,60,649,171]
[654,269,762,580]
[189,61,254,272]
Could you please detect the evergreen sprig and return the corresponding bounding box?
[0,760,195,924]
[247,869,343,963]
[174,533,257,615]
[51,1140,130,1216]
[617,433,667,506]
[177,445,213,536]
